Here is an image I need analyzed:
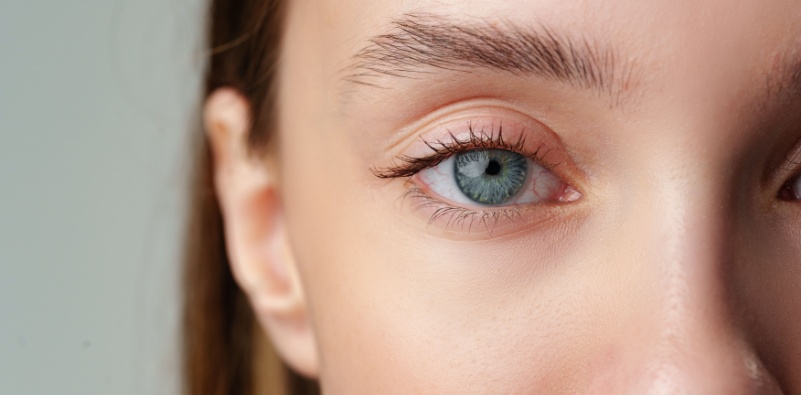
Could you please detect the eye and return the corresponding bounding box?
[780,173,801,200]
[417,148,578,207]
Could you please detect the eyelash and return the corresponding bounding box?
[400,185,527,231]
[373,123,559,179]
[372,123,565,231]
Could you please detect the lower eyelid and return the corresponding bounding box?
[400,183,571,237]
[404,184,525,230]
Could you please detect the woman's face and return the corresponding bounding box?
[275,0,801,392]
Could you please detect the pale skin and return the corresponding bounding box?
[206,0,801,393]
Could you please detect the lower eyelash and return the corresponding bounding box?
[401,184,524,233]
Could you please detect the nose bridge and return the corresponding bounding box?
[599,154,783,393]
[647,160,729,338]
[642,164,739,387]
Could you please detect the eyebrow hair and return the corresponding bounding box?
[766,51,801,106]
[341,14,634,104]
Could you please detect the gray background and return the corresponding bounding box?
[1,0,204,393]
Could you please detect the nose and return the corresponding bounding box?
[589,164,784,394]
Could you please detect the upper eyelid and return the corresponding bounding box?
[419,125,551,167]
[372,123,558,179]
[776,139,801,181]
[758,125,801,193]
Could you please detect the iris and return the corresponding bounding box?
[453,149,528,205]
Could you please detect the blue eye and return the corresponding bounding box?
[417,149,575,207]
[454,149,528,205]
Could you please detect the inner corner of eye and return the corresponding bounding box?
[779,175,801,201]
[558,185,582,203]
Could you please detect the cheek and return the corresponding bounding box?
[276,115,622,392]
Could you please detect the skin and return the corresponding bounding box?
[207,0,801,393]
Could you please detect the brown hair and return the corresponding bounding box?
[182,1,320,394]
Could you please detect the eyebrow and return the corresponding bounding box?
[340,14,634,105]
[766,51,801,107]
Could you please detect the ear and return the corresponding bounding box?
[204,88,319,378]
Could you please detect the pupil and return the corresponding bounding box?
[485,160,501,176]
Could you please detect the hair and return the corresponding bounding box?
[182,1,320,394]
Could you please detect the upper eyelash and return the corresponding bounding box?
[372,122,559,179]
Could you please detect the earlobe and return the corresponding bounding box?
[204,88,319,377]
